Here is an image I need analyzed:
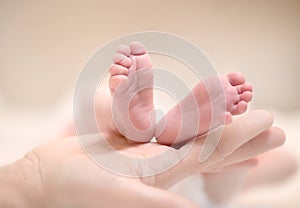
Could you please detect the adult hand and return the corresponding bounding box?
[152,110,285,188]
[0,110,285,208]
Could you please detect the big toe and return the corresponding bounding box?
[129,41,152,71]
[227,72,246,86]
[129,41,147,55]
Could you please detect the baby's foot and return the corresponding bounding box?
[156,72,253,145]
[109,41,155,142]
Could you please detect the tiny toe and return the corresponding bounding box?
[113,53,132,67]
[109,75,128,93]
[109,64,129,76]
[129,41,147,55]
[239,91,253,102]
[237,83,253,93]
[232,101,248,115]
[227,72,246,86]
[117,44,131,56]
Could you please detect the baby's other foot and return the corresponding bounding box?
[156,72,253,145]
[109,41,155,142]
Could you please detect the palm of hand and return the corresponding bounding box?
[29,135,193,208]
[25,110,283,208]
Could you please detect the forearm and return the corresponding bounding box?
[0,154,46,208]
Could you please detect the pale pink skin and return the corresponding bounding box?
[109,41,253,144]
[109,41,155,142]
[156,72,253,145]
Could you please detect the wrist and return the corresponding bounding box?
[0,153,47,208]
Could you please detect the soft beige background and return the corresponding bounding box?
[0,0,299,207]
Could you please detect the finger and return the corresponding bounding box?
[198,110,274,163]
[200,158,258,173]
[219,127,286,167]
[220,158,258,172]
